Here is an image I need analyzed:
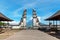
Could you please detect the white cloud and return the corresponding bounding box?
[13,7,23,17]
[9,21,19,25]
[1,21,19,25]
[12,1,37,17]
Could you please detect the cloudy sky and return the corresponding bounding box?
[0,0,60,24]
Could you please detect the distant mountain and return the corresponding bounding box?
[39,23,48,26]
[27,20,47,27]
[27,20,33,27]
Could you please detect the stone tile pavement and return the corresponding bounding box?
[3,30,59,40]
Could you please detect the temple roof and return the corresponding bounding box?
[0,12,13,21]
[45,10,60,20]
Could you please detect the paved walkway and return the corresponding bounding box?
[3,30,59,40]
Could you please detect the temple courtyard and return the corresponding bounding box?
[0,30,20,40]
[1,30,59,40]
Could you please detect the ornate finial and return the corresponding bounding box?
[33,9,36,15]
[24,9,27,12]
[23,9,27,15]
[33,9,36,12]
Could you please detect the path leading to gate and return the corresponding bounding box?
[3,30,59,40]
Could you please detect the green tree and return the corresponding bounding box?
[0,22,5,26]
[0,22,6,32]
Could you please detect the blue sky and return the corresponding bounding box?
[0,0,60,24]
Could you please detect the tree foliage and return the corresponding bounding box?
[0,22,5,26]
